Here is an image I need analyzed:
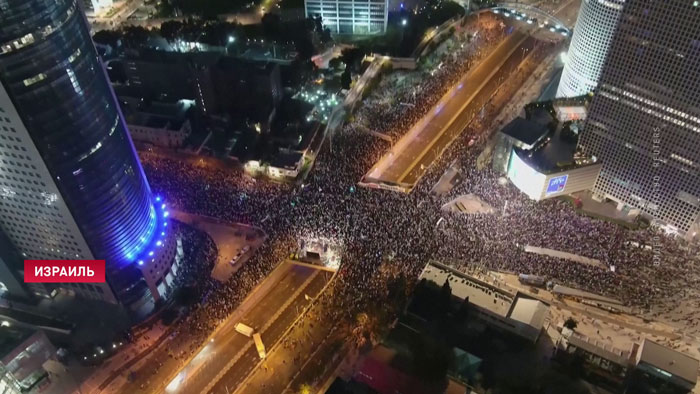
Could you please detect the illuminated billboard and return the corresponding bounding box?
[507,151,546,200]
[546,175,568,195]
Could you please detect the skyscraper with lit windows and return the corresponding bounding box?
[556,0,625,98]
[0,0,180,316]
[305,0,388,35]
[579,0,700,240]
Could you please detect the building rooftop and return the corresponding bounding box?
[419,262,549,342]
[270,120,321,153]
[501,117,549,148]
[127,49,222,67]
[269,151,304,170]
[0,326,33,358]
[638,338,699,384]
[527,106,556,127]
[419,262,514,317]
[124,100,192,131]
[508,297,548,328]
[216,56,278,75]
[565,331,632,366]
[554,105,587,122]
[128,113,185,131]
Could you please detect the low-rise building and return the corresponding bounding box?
[419,262,550,343]
[555,332,699,393]
[267,151,305,179]
[128,114,192,149]
[0,328,57,393]
[556,329,633,390]
[629,338,699,394]
[120,100,194,149]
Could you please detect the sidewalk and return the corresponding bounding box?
[172,211,267,282]
[74,322,170,394]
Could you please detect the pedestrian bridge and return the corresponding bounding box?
[491,2,571,35]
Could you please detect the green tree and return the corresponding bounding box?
[92,30,122,47]
[157,0,175,17]
[261,13,282,40]
[564,317,578,330]
[341,47,364,72]
[160,20,184,42]
[341,70,352,90]
[120,26,151,48]
[328,56,343,70]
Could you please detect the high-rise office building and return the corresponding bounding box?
[0,231,30,301]
[556,0,625,98]
[579,0,700,240]
[0,0,180,316]
[305,0,388,35]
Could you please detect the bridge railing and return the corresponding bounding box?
[493,2,570,31]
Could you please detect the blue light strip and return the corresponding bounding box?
[131,195,169,267]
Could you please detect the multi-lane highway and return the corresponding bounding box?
[364,26,534,189]
[363,0,581,191]
[121,261,330,394]
[206,266,331,394]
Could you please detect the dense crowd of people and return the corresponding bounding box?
[357,14,506,141]
[129,10,699,390]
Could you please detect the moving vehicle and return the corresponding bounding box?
[253,333,266,359]
[235,323,254,337]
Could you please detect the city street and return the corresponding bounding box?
[363,0,580,190]
[364,27,534,189]
[206,263,333,394]
[4,1,700,394]
[107,261,329,394]
[232,282,340,394]
[172,211,266,282]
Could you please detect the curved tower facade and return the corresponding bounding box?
[556,0,625,98]
[0,0,176,316]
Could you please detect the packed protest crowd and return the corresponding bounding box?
[128,9,700,391]
[357,13,506,141]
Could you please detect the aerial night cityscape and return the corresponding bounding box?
[0,0,699,393]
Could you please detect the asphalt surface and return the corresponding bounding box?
[172,211,266,282]
[162,263,328,394]
[207,267,331,394]
[366,27,532,187]
[233,283,339,394]
[365,0,581,190]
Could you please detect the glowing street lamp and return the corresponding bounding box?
[401,18,408,26]
[228,36,235,43]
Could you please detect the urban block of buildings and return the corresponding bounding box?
[557,329,699,394]
[0,327,58,394]
[419,261,550,343]
[492,97,602,202]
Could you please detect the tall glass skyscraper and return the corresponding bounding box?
[556,0,625,98]
[0,0,178,315]
[579,0,700,240]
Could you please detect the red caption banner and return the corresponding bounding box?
[24,260,106,283]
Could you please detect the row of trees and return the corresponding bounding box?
[165,0,255,18]
[92,14,330,62]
